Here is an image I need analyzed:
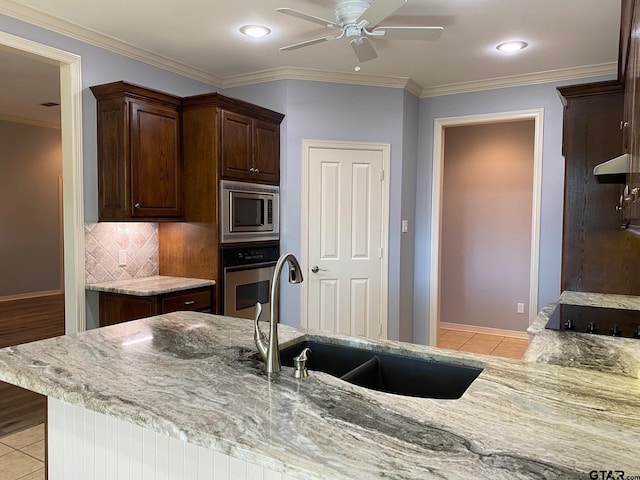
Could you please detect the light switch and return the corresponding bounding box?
[118,250,127,266]
[402,220,409,233]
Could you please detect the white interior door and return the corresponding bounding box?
[302,140,389,339]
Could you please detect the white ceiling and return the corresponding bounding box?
[0,0,622,126]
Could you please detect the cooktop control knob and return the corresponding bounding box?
[564,318,575,330]
[634,327,640,339]
[587,321,599,334]
[610,324,622,337]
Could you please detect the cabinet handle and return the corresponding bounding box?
[621,121,629,129]
[134,203,141,209]
[184,300,196,305]
[249,168,255,173]
[254,168,260,174]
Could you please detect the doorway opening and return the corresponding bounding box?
[0,32,85,334]
[429,109,543,346]
[0,33,84,441]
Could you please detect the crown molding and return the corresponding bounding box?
[0,0,223,87]
[221,66,420,93]
[0,112,60,129]
[0,2,617,98]
[420,62,618,98]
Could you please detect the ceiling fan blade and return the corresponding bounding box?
[357,0,407,28]
[276,8,341,29]
[373,26,444,41]
[280,36,337,51]
[351,38,378,63]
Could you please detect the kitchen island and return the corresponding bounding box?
[0,309,638,479]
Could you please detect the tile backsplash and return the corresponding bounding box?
[85,222,158,284]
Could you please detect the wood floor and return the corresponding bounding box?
[0,292,64,437]
[0,384,44,438]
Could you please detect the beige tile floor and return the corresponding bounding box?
[438,328,529,359]
[0,424,45,480]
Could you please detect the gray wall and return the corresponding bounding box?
[413,75,615,345]
[0,120,62,296]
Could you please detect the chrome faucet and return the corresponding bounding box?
[254,253,304,374]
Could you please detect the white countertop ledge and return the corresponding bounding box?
[85,275,215,296]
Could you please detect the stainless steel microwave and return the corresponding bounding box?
[220,180,279,243]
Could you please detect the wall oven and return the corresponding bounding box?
[220,180,279,243]
[221,243,279,320]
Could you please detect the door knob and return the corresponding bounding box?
[311,265,327,273]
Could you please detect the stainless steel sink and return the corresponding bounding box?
[279,339,484,399]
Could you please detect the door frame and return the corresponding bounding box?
[429,109,544,345]
[0,32,86,334]
[300,139,390,338]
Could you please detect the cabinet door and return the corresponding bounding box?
[130,100,183,218]
[99,293,158,327]
[220,110,253,180]
[96,98,129,219]
[253,120,280,184]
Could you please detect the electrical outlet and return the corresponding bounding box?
[118,250,127,267]
[517,302,525,314]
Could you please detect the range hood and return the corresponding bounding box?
[593,153,629,184]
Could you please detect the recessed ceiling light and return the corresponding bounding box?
[240,25,271,39]
[496,41,528,53]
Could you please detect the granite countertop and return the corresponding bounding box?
[524,290,640,378]
[85,275,216,296]
[0,312,639,479]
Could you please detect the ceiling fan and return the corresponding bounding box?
[277,0,443,64]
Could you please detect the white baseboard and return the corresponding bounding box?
[440,322,529,339]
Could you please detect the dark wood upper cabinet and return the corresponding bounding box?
[219,108,281,184]
[182,93,284,186]
[90,81,183,221]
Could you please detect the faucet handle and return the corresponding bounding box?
[254,302,268,361]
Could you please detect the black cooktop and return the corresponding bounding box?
[545,303,640,339]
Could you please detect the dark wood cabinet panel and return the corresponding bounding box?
[559,81,640,294]
[90,81,183,221]
[219,110,280,184]
[98,286,214,327]
[131,101,182,218]
[253,119,280,183]
[220,110,254,180]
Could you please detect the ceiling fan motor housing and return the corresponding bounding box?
[336,0,371,35]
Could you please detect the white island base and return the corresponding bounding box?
[48,398,295,480]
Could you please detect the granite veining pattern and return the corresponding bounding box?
[0,312,639,479]
[524,291,640,378]
[84,275,215,296]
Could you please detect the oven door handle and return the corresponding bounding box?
[223,261,278,273]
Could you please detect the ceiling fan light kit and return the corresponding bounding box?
[277,0,443,64]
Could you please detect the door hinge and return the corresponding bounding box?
[379,247,383,259]
[378,324,383,338]
[379,170,384,181]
